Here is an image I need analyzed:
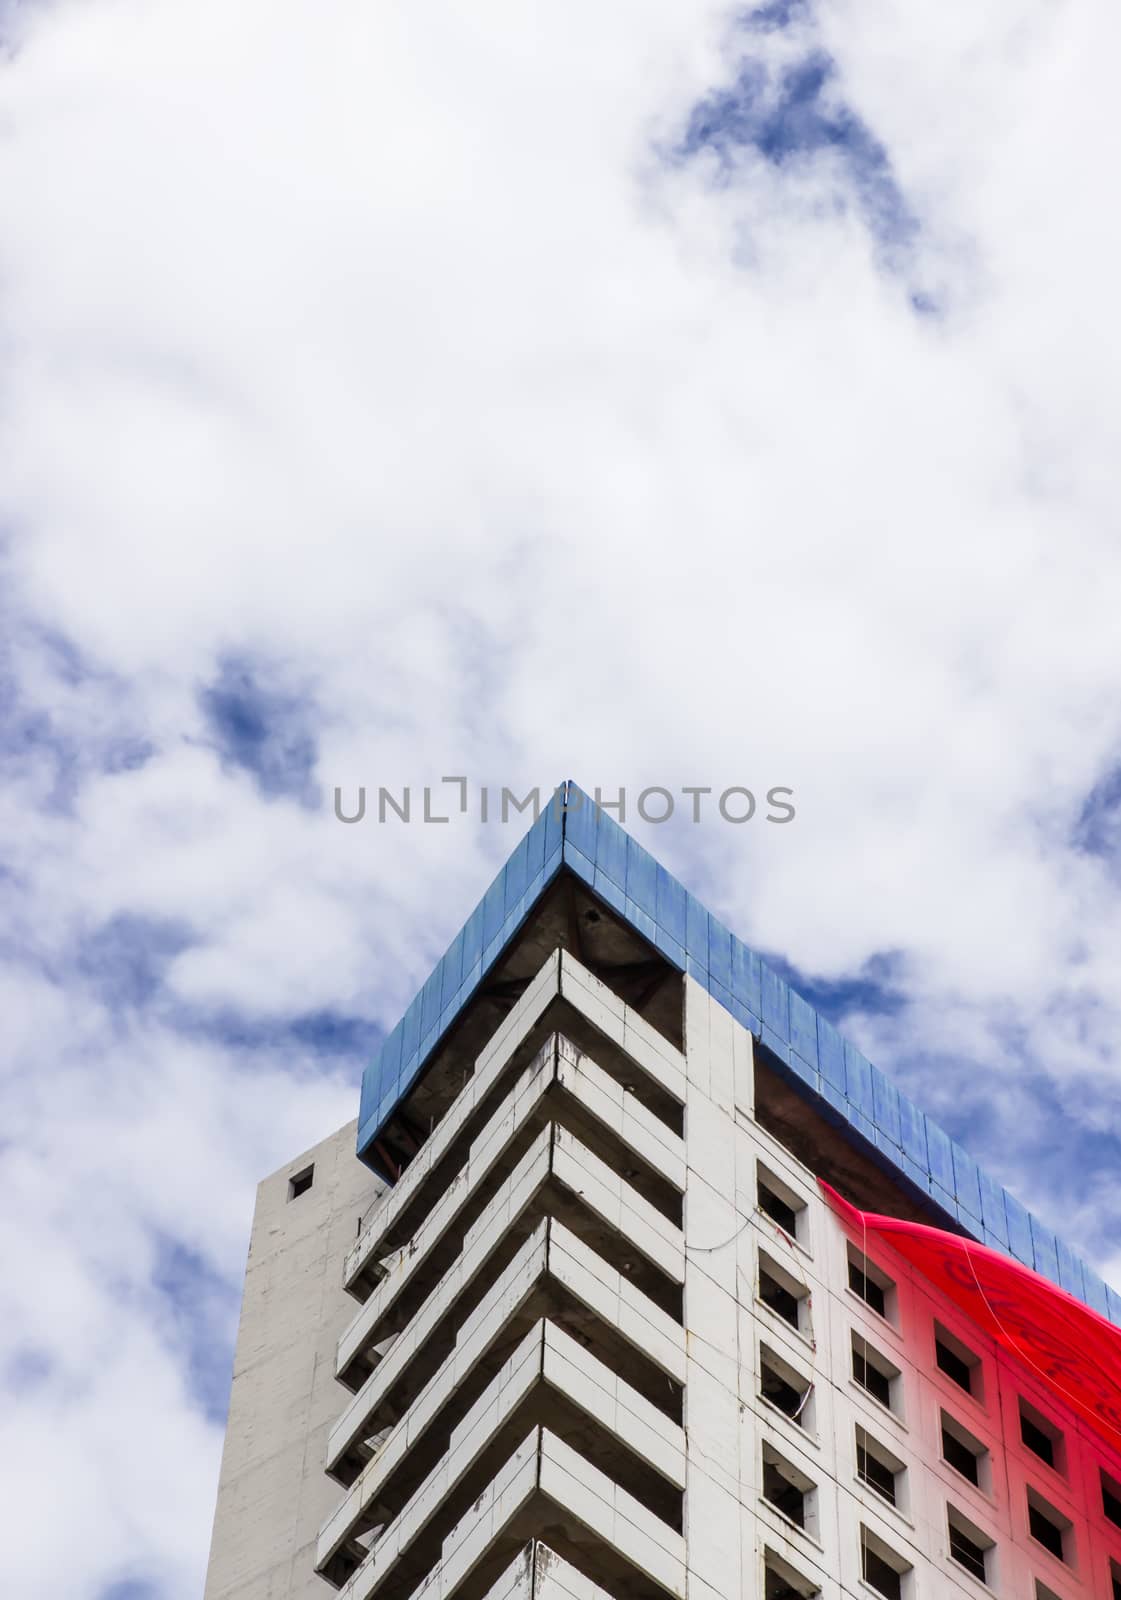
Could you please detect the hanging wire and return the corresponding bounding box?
[686,1214,753,1254]
[792,1381,815,1422]
[959,1240,1121,1449]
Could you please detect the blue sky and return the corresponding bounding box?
[2,0,1121,1595]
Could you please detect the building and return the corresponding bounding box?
[203,785,1121,1600]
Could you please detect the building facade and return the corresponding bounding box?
[204,791,1121,1600]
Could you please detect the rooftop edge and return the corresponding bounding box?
[356,781,1121,1328]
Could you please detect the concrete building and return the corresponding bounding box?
[204,786,1121,1600]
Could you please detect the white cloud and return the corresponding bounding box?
[0,963,357,1595]
[2,0,1120,1593]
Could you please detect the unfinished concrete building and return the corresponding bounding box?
[204,785,1121,1600]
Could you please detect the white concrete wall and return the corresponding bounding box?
[203,1119,382,1600]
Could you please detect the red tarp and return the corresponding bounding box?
[820,1181,1121,1452]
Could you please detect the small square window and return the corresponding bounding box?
[757,1164,806,1241]
[758,1249,812,1336]
[1110,1556,1121,1600]
[848,1245,893,1320]
[1021,1415,1054,1466]
[288,1165,314,1201]
[1035,1582,1064,1600]
[948,1505,994,1586]
[940,1410,989,1492]
[760,1343,814,1429]
[1019,1398,1064,1473]
[856,1426,904,1509]
[762,1442,819,1537]
[1101,1466,1121,1529]
[860,1526,911,1600]
[1027,1487,1071,1564]
[764,1548,821,1599]
[852,1332,900,1413]
[934,1321,981,1399]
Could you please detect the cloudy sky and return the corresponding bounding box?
[2,0,1120,1594]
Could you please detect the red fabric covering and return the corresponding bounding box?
[820,1180,1121,1451]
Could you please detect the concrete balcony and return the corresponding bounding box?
[327,1208,686,1488]
[334,1426,686,1600]
[345,953,687,1303]
[337,1115,683,1405]
[317,1318,686,1589]
[320,952,692,1600]
[336,1032,686,1391]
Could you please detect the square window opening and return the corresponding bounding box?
[940,1410,989,1492]
[760,1343,814,1430]
[762,1442,818,1537]
[1034,1583,1064,1600]
[764,1548,821,1600]
[852,1331,900,1413]
[288,1165,314,1201]
[757,1163,806,1242]
[860,1525,910,1600]
[1027,1487,1071,1564]
[934,1321,982,1399]
[848,1245,894,1321]
[856,1426,904,1510]
[947,1505,994,1586]
[1101,1466,1121,1529]
[1019,1398,1064,1473]
[1110,1556,1121,1600]
[759,1249,812,1336]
